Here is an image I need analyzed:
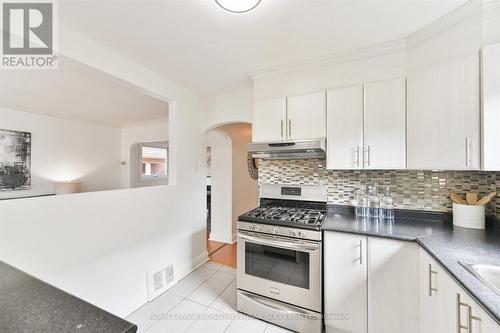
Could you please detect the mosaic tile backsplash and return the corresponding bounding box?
[258,159,500,218]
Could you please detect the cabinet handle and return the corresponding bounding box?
[465,138,472,167]
[457,293,482,333]
[288,119,292,138]
[356,240,363,265]
[457,293,469,332]
[465,138,469,167]
[281,120,284,139]
[428,264,438,296]
[364,145,371,167]
[353,146,360,167]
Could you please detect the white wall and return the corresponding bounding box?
[482,0,500,44]
[253,44,407,100]
[121,120,169,188]
[220,123,259,242]
[206,129,233,243]
[205,87,254,131]
[252,0,495,100]
[0,23,207,318]
[206,123,259,243]
[407,0,482,75]
[0,107,122,199]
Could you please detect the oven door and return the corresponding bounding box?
[237,230,321,312]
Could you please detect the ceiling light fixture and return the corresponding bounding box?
[215,0,262,13]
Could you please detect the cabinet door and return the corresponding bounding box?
[407,52,480,170]
[324,232,367,333]
[364,78,407,169]
[433,263,462,333]
[286,91,326,140]
[326,86,364,170]
[453,281,489,333]
[452,280,500,333]
[477,306,500,333]
[482,43,500,171]
[253,98,286,142]
[368,237,419,333]
[419,247,460,333]
[419,247,442,333]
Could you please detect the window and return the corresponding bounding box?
[139,142,168,182]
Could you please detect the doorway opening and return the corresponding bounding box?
[205,123,258,268]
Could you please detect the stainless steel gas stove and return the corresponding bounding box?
[236,184,327,333]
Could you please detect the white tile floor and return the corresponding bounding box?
[126,262,293,333]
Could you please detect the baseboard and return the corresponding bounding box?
[209,232,233,244]
[176,251,209,280]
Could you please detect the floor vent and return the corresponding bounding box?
[147,264,175,301]
[165,264,174,284]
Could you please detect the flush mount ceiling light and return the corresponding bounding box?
[215,0,262,13]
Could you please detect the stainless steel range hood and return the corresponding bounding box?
[248,138,326,160]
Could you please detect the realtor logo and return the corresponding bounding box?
[1,0,57,68]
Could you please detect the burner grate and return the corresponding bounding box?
[247,206,325,225]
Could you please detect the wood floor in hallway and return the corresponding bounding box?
[209,242,237,268]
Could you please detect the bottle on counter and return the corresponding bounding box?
[368,185,380,219]
[355,186,368,218]
[381,187,395,220]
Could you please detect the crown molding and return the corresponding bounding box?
[249,0,487,81]
[483,0,500,10]
[248,38,407,81]
[407,0,482,49]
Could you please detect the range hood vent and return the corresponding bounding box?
[248,138,326,160]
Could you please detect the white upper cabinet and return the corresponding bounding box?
[253,97,286,142]
[364,78,407,169]
[286,91,326,140]
[482,42,500,171]
[327,85,364,170]
[252,92,326,142]
[326,78,407,170]
[407,52,480,170]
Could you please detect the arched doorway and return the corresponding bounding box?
[205,122,258,267]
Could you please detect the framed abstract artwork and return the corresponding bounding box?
[0,129,31,191]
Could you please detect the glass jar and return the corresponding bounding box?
[368,185,380,219]
[381,187,395,220]
[355,186,368,218]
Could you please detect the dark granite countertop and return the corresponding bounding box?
[323,205,500,325]
[0,261,137,333]
[418,226,500,325]
[323,205,454,241]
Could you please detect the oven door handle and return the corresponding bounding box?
[238,233,320,252]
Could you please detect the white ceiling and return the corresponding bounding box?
[59,0,468,96]
[0,56,168,128]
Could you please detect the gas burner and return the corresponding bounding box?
[246,206,325,226]
[238,184,327,231]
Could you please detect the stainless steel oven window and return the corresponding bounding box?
[244,241,310,289]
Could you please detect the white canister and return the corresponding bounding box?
[452,203,485,230]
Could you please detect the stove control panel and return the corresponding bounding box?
[237,221,322,241]
[289,229,305,237]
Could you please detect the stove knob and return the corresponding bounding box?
[298,231,305,238]
[289,230,297,237]
[272,227,279,235]
[255,225,262,232]
[249,224,255,231]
